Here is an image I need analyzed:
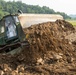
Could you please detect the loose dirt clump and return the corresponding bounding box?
[0,20,76,75]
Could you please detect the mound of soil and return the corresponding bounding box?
[0,20,76,75]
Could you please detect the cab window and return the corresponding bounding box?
[1,26,4,33]
[5,16,17,38]
[13,16,19,24]
[0,20,5,34]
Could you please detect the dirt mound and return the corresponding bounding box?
[55,20,75,31]
[20,20,75,63]
[0,20,76,75]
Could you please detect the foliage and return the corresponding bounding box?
[0,0,71,19]
[56,12,71,19]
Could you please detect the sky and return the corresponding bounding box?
[6,0,76,15]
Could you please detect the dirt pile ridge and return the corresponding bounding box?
[0,20,76,75]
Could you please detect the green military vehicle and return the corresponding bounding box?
[0,14,29,53]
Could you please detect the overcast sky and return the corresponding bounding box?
[6,0,76,15]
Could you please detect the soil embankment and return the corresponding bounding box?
[0,20,76,75]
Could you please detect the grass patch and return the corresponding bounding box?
[66,20,76,26]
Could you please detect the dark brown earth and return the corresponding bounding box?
[0,20,76,75]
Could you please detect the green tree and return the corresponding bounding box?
[0,0,71,19]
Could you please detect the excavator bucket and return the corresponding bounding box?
[18,14,63,28]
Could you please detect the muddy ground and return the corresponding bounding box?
[0,20,76,75]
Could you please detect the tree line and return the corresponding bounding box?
[0,0,71,19]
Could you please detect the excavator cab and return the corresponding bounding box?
[0,14,29,53]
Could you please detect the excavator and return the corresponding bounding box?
[0,11,63,53]
[0,13,29,53]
